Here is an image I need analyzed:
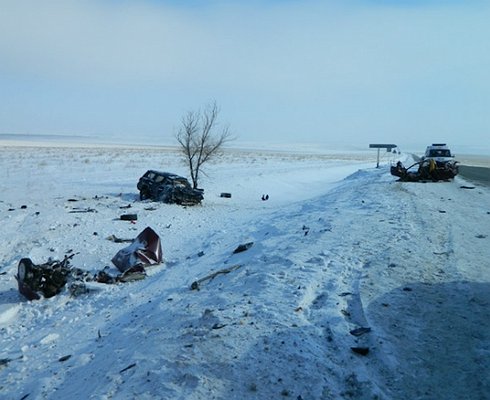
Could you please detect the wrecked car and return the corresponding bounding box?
[391,143,459,182]
[137,170,203,205]
[391,159,459,182]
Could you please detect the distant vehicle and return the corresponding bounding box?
[137,170,203,206]
[422,143,455,166]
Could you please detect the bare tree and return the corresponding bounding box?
[175,102,232,189]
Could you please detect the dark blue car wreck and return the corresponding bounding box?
[137,170,203,206]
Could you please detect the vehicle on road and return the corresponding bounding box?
[421,143,455,166]
[391,143,459,182]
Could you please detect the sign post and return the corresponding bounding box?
[369,144,397,168]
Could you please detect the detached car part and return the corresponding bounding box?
[111,226,163,272]
[16,256,73,300]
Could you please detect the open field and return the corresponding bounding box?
[1,145,489,399]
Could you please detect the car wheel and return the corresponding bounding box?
[140,191,149,200]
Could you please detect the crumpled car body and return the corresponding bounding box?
[111,226,163,272]
[391,159,458,182]
[137,170,203,206]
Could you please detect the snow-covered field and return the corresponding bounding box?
[0,145,489,400]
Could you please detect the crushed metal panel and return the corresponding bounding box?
[111,226,163,272]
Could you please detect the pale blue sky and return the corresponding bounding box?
[1,0,489,153]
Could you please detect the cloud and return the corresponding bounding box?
[2,0,487,89]
[1,0,489,149]
[0,1,204,84]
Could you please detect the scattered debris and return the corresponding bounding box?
[302,225,310,236]
[120,213,137,221]
[211,323,227,330]
[233,242,254,254]
[68,282,90,297]
[93,270,116,284]
[476,234,487,239]
[58,355,72,362]
[106,234,134,243]
[460,186,475,190]
[69,208,96,213]
[351,347,370,356]
[220,192,232,198]
[197,251,205,257]
[190,264,242,290]
[119,204,132,209]
[111,227,162,272]
[403,287,413,292]
[119,363,137,373]
[349,327,371,337]
[117,265,147,283]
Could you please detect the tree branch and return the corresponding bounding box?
[175,101,234,188]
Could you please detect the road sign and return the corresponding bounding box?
[369,144,397,168]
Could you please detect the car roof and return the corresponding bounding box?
[426,143,450,150]
[145,170,186,180]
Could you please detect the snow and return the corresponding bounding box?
[0,145,489,399]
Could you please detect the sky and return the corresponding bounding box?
[0,0,489,153]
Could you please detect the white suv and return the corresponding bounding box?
[422,143,454,166]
